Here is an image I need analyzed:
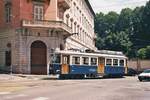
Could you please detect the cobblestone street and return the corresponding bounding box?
[0,75,150,100]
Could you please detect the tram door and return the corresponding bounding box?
[61,55,70,74]
[98,57,105,74]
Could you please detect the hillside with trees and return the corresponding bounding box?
[95,1,150,59]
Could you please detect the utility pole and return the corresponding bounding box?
[136,58,141,73]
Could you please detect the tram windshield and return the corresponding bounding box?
[120,60,124,66]
[51,54,61,64]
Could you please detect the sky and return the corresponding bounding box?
[89,0,149,14]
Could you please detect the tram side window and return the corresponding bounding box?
[72,56,80,65]
[113,59,118,66]
[91,58,97,66]
[120,60,124,66]
[82,57,89,65]
[106,59,112,66]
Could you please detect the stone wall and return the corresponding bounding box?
[128,59,150,71]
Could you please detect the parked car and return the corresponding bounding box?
[126,68,137,76]
[138,69,150,81]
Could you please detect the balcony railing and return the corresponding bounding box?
[22,20,72,34]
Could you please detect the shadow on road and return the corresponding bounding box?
[41,76,125,81]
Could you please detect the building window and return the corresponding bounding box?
[5,3,11,23]
[5,51,11,66]
[74,22,76,33]
[60,44,64,50]
[82,30,84,41]
[79,28,81,40]
[34,5,44,20]
[77,26,79,35]
[66,17,69,25]
[70,18,73,30]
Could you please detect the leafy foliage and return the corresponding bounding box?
[137,46,150,59]
[137,48,147,59]
[105,31,132,54]
[146,46,150,59]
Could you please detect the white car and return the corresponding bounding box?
[138,69,150,81]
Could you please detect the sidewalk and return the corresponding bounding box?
[0,74,58,81]
[0,74,26,81]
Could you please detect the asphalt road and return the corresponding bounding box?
[0,76,150,100]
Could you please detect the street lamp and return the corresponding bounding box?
[63,32,79,49]
[63,33,78,40]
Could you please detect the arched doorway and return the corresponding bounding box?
[31,41,47,75]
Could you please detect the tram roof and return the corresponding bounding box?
[54,50,127,59]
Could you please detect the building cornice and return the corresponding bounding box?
[85,0,95,17]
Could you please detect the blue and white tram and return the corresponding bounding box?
[49,50,128,79]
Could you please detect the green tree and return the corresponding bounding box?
[146,46,150,59]
[137,48,147,59]
[95,12,119,37]
[105,31,132,54]
[95,12,106,37]
[104,11,119,32]
[142,1,150,41]
[132,7,144,46]
[96,37,105,50]
[116,8,133,36]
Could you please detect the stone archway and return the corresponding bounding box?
[31,41,47,75]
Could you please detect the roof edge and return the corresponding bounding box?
[85,0,95,16]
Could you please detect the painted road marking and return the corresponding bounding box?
[0,92,11,95]
[32,97,49,100]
